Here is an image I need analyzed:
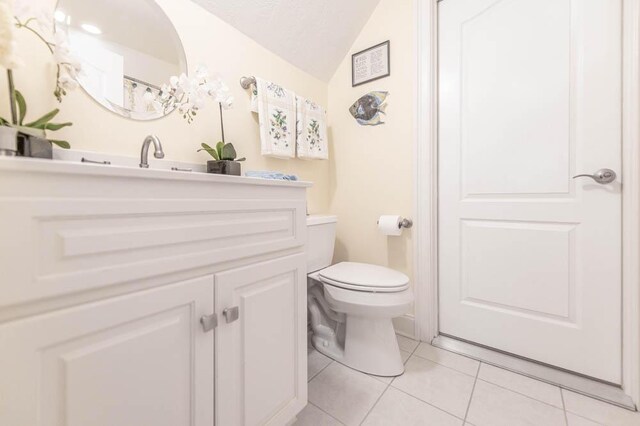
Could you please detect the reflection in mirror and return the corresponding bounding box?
[55,0,187,120]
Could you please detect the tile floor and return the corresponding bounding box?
[296,335,640,426]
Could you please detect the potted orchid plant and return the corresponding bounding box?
[198,96,245,176]
[0,1,81,158]
[148,65,244,175]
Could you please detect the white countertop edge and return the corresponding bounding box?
[0,156,313,188]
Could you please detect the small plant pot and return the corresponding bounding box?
[207,160,241,176]
[17,132,52,159]
[0,127,18,156]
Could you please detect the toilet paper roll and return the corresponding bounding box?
[378,215,403,236]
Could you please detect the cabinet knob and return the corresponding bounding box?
[223,306,239,323]
[200,314,218,332]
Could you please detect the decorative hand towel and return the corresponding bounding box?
[250,78,296,158]
[245,170,298,181]
[295,96,329,160]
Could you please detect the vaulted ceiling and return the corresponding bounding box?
[191,0,382,81]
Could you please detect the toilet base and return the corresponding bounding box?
[307,275,411,377]
[343,315,405,376]
[311,315,405,377]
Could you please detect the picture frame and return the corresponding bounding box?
[351,40,391,87]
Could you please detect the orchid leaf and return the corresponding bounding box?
[221,143,237,160]
[16,126,46,138]
[235,157,246,162]
[215,141,224,160]
[198,142,219,160]
[15,90,26,126]
[0,117,8,126]
[49,139,71,149]
[40,122,73,131]
[24,109,60,128]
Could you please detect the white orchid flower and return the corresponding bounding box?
[178,102,193,115]
[58,73,78,91]
[52,31,71,63]
[153,65,233,122]
[195,64,209,80]
[220,95,234,110]
[169,75,182,90]
[0,0,22,69]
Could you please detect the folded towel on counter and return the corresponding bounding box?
[245,171,298,181]
[296,96,328,160]
[250,77,296,158]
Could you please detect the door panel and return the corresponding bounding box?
[215,254,307,426]
[460,0,571,196]
[0,276,214,426]
[438,0,622,382]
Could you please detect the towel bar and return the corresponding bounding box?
[240,76,256,89]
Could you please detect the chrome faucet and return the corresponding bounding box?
[140,135,165,168]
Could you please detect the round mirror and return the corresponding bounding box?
[54,0,187,120]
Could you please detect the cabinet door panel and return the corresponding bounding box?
[216,254,307,426]
[0,276,214,426]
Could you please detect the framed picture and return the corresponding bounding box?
[352,41,390,87]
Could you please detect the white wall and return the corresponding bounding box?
[0,0,331,213]
[327,0,416,319]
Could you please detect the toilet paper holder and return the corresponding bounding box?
[377,217,413,229]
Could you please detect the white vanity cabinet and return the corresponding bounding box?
[215,254,307,426]
[0,158,310,426]
[0,275,216,426]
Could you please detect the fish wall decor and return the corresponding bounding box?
[349,91,388,126]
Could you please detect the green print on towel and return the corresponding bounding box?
[269,109,290,147]
[306,119,322,152]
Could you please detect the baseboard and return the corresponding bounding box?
[393,314,416,339]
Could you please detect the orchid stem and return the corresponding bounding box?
[219,102,225,143]
[7,70,17,125]
[14,17,54,54]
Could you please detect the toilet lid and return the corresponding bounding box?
[318,262,410,293]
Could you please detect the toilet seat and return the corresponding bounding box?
[322,284,413,318]
[318,262,409,293]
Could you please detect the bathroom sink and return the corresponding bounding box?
[52,148,207,173]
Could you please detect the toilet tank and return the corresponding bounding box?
[306,215,337,273]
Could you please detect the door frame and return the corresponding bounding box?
[413,0,640,405]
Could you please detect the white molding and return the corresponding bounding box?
[415,0,640,406]
[413,0,439,342]
[621,0,640,406]
[392,314,416,339]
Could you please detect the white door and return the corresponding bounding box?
[215,254,307,426]
[438,0,622,383]
[0,276,215,426]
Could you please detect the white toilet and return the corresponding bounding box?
[306,215,413,377]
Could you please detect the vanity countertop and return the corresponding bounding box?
[0,156,312,188]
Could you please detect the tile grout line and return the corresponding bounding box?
[306,358,346,424]
[307,401,347,425]
[308,358,334,383]
[388,383,468,422]
[462,361,481,423]
[390,338,474,422]
[359,337,420,425]
[393,340,566,420]
[560,387,569,426]
[408,352,479,378]
[558,390,610,426]
[474,377,566,412]
[359,380,393,425]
